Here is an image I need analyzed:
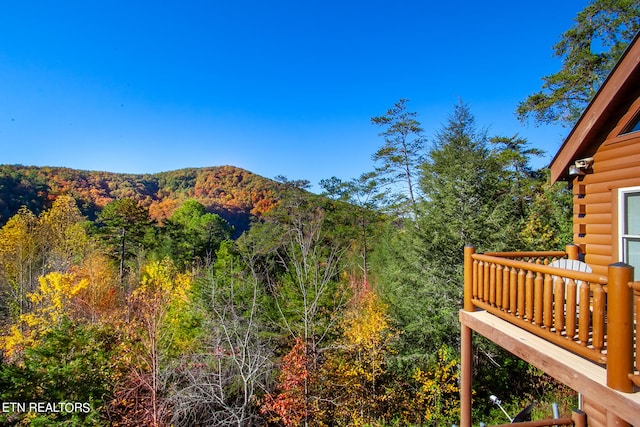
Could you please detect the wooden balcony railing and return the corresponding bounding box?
[463,245,638,393]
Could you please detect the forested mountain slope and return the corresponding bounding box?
[0,164,282,234]
[0,103,575,427]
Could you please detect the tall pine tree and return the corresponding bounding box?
[374,102,523,359]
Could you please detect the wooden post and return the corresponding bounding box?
[460,324,472,427]
[464,246,476,312]
[517,268,525,318]
[566,244,579,260]
[489,263,496,305]
[526,270,535,322]
[462,246,475,427]
[571,409,587,427]
[543,273,553,330]
[606,262,634,393]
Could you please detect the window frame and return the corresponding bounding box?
[618,186,640,280]
[621,112,640,135]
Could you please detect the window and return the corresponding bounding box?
[621,113,640,135]
[619,187,640,280]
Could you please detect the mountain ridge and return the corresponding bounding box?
[0,164,285,234]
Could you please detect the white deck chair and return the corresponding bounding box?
[548,258,592,306]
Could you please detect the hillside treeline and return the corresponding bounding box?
[0,164,281,236]
[0,102,575,426]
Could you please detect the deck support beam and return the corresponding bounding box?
[460,323,472,427]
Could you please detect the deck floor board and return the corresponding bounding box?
[460,309,640,425]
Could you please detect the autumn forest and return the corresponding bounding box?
[0,99,580,426]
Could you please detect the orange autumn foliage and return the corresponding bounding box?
[261,337,310,427]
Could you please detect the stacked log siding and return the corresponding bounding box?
[571,119,640,276]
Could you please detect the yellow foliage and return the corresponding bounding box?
[339,291,395,384]
[316,289,397,425]
[129,259,197,356]
[520,216,558,248]
[28,272,89,319]
[132,259,192,308]
[2,272,88,357]
[343,291,389,346]
[2,325,29,357]
[73,250,121,322]
[0,207,39,297]
[413,345,461,422]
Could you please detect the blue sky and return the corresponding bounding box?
[1,1,588,191]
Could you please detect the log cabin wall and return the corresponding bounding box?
[570,97,640,277]
[582,396,608,427]
[550,33,640,278]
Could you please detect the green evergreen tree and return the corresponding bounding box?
[420,102,517,258]
[375,103,531,359]
[519,170,574,250]
[320,172,388,286]
[162,199,232,269]
[371,98,426,212]
[0,319,119,426]
[517,0,640,126]
[96,199,153,286]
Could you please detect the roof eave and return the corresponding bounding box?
[550,32,640,183]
